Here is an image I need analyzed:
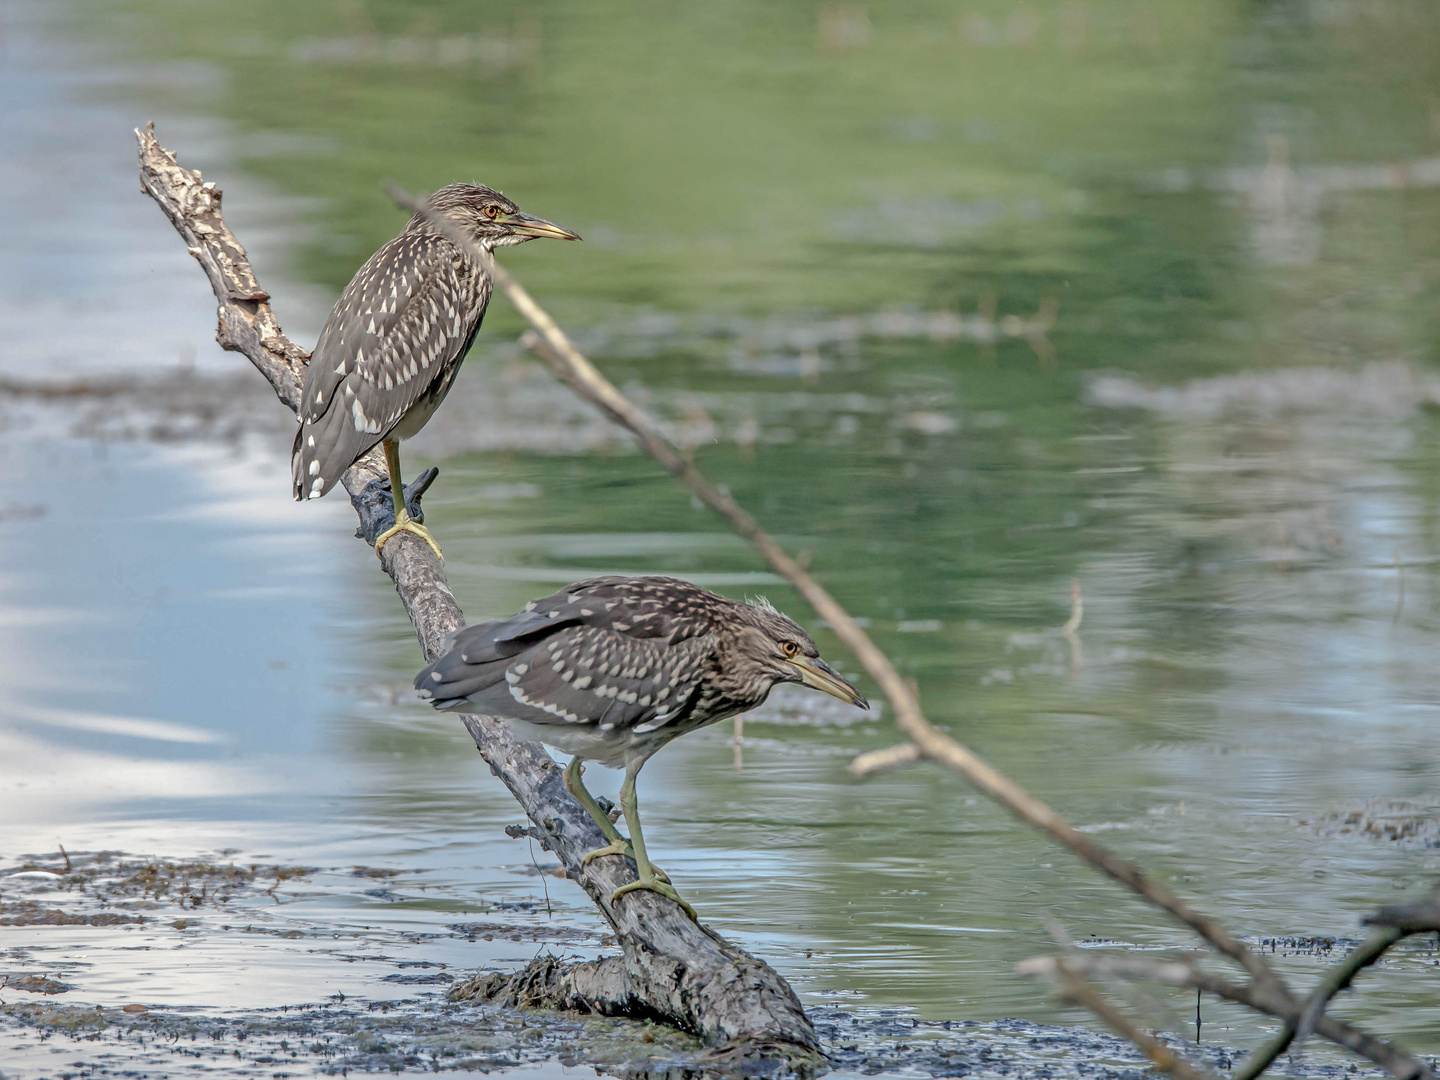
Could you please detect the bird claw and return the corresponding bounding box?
[354,467,439,546]
[580,841,670,883]
[612,875,696,920]
[375,513,443,560]
[581,839,633,866]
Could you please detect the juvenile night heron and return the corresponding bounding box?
[291,184,579,557]
[414,575,868,915]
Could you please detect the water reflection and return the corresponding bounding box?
[3,0,1440,1074]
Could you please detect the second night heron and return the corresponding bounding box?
[290,184,579,556]
[414,576,869,915]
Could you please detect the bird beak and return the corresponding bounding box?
[504,211,582,241]
[788,656,869,709]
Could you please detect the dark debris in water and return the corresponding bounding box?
[1250,935,1364,957]
[2,973,74,995]
[2,850,315,918]
[0,903,144,927]
[0,994,1390,1079]
[0,850,1406,1077]
[0,996,704,1078]
[449,920,600,944]
[1301,801,1440,848]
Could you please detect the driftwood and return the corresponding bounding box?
[136,124,821,1070]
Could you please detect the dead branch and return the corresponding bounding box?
[1236,927,1405,1080]
[1046,958,1220,1080]
[137,123,821,1065]
[849,742,922,776]
[145,134,1434,1079]
[1019,953,1432,1080]
[385,182,1440,1080]
[1365,885,1440,934]
[384,185,1287,1011]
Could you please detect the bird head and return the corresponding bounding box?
[726,599,869,710]
[424,183,581,248]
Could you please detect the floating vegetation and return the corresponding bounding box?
[2,851,314,913]
[1302,801,1440,849]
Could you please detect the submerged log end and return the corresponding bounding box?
[450,956,828,1077]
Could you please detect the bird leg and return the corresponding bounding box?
[565,759,670,882]
[565,758,627,847]
[373,438,442,559]
[610,761,695,920]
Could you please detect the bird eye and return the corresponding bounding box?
[482,204,501,220]
[782,641,799,658]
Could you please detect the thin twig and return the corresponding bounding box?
[1018,954,1432,1080]
[1050,959,1220,1080]
[849,742,922,777]
[1365,885,1440,933]
[1236,926,1406,1080]
[385,183,1287,1005]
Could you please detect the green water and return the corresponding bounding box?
[14,0,1440,1063]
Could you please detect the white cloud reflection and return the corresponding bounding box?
[6,703,224,744]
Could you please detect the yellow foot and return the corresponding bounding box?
[612,875,695,920]
[581,839,632,866]
[580,841,670,883]
[375,515,442,560]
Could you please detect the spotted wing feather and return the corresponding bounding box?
[421,625,711,734]
[291,232,489,500]
[415,577,722,732]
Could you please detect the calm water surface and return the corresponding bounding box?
[3,0,1440,1073]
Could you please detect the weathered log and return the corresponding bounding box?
[136,122,821,1069]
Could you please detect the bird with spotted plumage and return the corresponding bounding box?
[291,183,579,557]
[414,576,868,916]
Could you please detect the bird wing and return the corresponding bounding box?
[291,231,488,500]
[416,621,713,734]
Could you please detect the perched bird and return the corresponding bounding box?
[291,184,579,557]
[414,576,868,915]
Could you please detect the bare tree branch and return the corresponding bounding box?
[137,123,822,1064]
[1046,958,1221,1080]
[1235,927,1405,1080]
[1365,885,1440,934]
[384,184,1289,1007]
[1018,954,1433,1080]
[849,742,922,777]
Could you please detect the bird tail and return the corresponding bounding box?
[290,424,310,501]
[291,405,365,501]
